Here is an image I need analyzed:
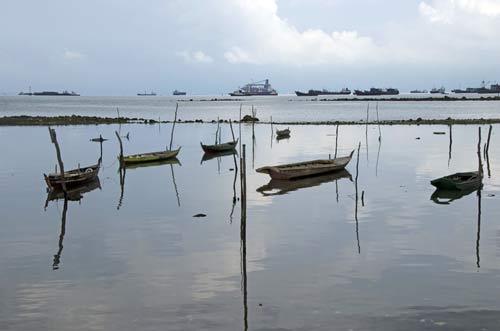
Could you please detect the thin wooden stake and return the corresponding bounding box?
[115,131,124,165]
[169,103,178,151]
[376,102,381,142]
[477,127,483,175]
[334,124,339,158]
[486,124,493,155]
[48,128,66,192]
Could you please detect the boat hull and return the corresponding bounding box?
[44,161,101,189]
[256,151,354,180]
[200,140,238,153]
[120,148,181,164]
[430,171,482,190]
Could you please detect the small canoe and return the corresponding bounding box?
[44,159,101,189]
[200,139,238,154]
[430,171,482,190]
[257,169,352,196]
[276,128,290,137]
[256,150,354,180]
[120,147,181,165]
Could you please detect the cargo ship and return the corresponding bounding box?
[32,90,80,96]
[430,86,446,94]
[173,90,186,96]
[137,91,156,96]
[410,89,428,93]
[229,79,278,96]
[353,88,399,96]
[295,88,351,96]
[452,81,500,94]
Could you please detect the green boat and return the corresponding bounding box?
[120,148,181,165]
[200,139,238,154]
[430,171,482,190]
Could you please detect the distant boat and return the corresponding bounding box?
[296,88,351,96]
[430,86,446,94]
[452,81,500,94]
[18,86,33,95]
[318,88,351,95]
[137,91,156,96]
[353,88,399,96]
[295,90,320,96]
[229,79,278,96]
[410,89,428,94]
[430,171,482,190]
[276,128,290,137]
[33,90,80,96]
[173,90,186,96]
[256,151,354,180]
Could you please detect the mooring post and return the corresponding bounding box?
[115,131,124,165]
[169,103,179,151]
[48,127,67,192]
[334,124,339,158]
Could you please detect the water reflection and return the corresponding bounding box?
[117,158,182,209]
[430,186,480,205]
[200,150,237,164]
[44,178,101,270]
[256,169,352,196]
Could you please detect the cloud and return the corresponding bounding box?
[176,50,214,63]
[217,0,379,65]
[63,49,85,60]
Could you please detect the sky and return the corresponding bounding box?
[1,0,500,95]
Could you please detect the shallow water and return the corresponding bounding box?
[1,122,500,330]
[1,95,500,122]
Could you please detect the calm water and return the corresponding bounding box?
[1,95,500,122]
[1,121,500,330]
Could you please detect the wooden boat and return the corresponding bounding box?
[430,171,482,190]
[44,158,101,190]
[200,139,238,154]
[257,169,352,196]
[256,150,354,180]
[120,147,181,165]
[276,128,290,137]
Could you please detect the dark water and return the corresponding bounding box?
[1,122,500,330]
[2,95,500,122]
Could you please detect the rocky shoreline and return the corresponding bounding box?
[2,115,500,126]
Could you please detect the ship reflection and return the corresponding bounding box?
[256,169,352,196]
[200,150,237,164]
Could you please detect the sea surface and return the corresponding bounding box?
[1,95,500,122]
[1,98,500,330]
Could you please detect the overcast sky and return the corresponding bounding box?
[1,0,500,95]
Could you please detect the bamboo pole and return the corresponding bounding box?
[169,103,179,151]
[354,142,361,254]
[239,104,242,155]
[486,124,492,155]
[48,127,66,192]
[477,127,483,175]
[215,117,220,144]
[365,104,369,163]
[115,131,124,165]
[334,124,339,158]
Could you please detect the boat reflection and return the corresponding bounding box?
[123,157,181,169]
[44,178,101,270]
[256,169,352,196]
[200,150,237,164]
[45,177,101,208]
[430,185,481,205]
[117,158,182,209]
